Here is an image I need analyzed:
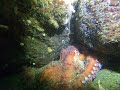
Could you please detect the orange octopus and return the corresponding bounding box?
[40,46,102,90]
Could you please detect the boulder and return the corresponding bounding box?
[75,0,120,56]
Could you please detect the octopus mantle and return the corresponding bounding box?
[40,46,102,89]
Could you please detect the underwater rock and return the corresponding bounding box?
[0,0,78,69]
[75,0,120,56]
[92,69,120,90]
[39,46,102,89]
[19,0,79,67]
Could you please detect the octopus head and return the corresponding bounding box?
[60,46,80,65]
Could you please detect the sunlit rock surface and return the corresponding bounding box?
[75,0,120,56]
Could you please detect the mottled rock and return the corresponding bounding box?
[75,0,120,56]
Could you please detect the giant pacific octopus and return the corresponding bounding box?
[40,46,102,89]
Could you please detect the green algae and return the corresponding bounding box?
[0,0,69,67]
[92,69,120,90]
[22,36,52,67]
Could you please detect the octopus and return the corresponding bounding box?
[40,46,102,90]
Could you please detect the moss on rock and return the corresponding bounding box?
[0,0,72,69]
[92,69,120,90]
[22,36,52,66]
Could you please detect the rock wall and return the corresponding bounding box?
[0,0,77,74]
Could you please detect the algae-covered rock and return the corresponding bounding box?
[0,0,78,69]
[75,0,120,56]
[92,69,120,90]
[16,0,78,67]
